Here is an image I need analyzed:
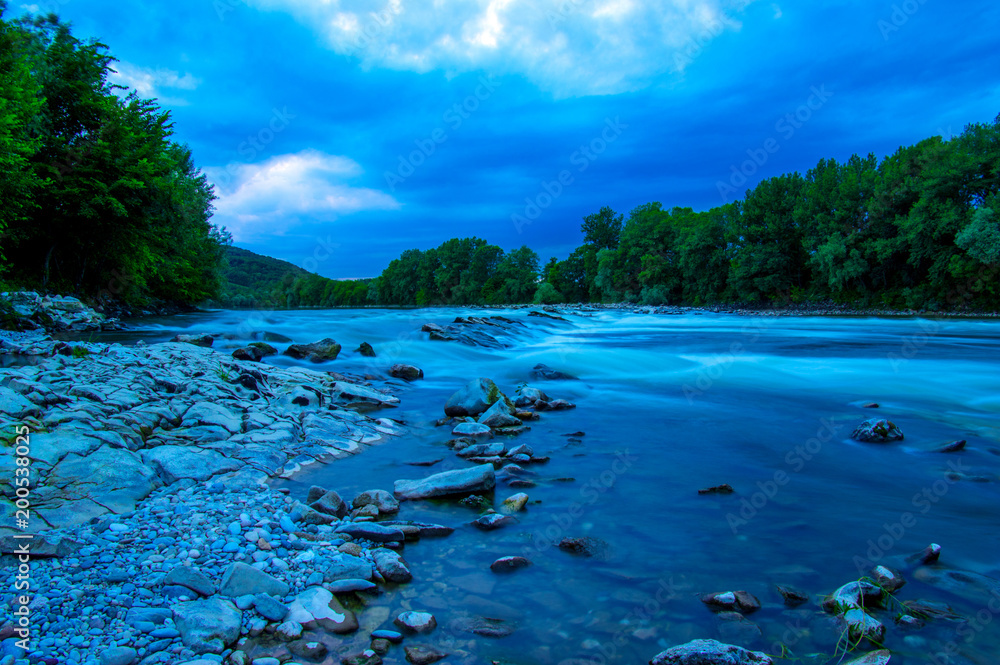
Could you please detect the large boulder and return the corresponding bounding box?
[283,338,342,362]
[851,418,904,443]
[173,598,242,654]
[649,639,773,665]
[444,378,507,417]
[394,464,496,501]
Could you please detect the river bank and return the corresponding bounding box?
[2,308,999,665]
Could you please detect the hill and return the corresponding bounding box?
[213,246,371,308]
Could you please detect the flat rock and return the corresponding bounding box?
[452,422,493,437]
[143,445,242,484]
[335,522,404,543]
[100,647,138,665]
[219,562,290,598]
[173,598,242,654]
[394,464,496,500]
[324,552,373,581]
[649,639,773,665]
[163,565,216,597]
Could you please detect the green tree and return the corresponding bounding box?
[581,205,624,250]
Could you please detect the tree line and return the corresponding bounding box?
[0,5,227,306]
[367,114,1000,310]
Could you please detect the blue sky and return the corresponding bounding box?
[31,0,1000,278]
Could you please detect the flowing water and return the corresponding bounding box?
[90,308,1000,664]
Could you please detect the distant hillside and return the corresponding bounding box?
[212,246,371,308]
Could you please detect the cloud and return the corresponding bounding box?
[207,150,401,241]
[245,0,756,96]
[110,61,201,104]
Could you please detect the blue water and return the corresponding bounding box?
[102,308,1000,664]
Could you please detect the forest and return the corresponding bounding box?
[368,115,1000,310]
[0,5,227,305]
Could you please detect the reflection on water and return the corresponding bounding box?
[81,309,1000,663]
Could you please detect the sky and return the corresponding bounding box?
[25,0,1000,279]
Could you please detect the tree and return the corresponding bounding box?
[0,7,42,267]
[581,205,623,250]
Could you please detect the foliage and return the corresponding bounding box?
[212,246,370,309]
[0,7,226,305]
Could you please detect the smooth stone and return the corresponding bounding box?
[253,594,290,622]
[219,562,289,598]
[404,645,448,665]
[99,647,138,665]
[393,464,496,501]
[335,523,404,543]
[370,629,403,643]
[162,565,216,597]
[371,549,412,583]
[172,598,242,655]
[327,578,378,593]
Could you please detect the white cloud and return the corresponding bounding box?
[110,62,201,104]
[207,150,401,241]
[245,0,757,96]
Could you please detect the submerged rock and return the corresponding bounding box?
[698,484,735,495]
[530,363,577,380]
[357,342,376,357]
[394,464,496,500]
[558,536,610,559]
[851,418,904,443]
[935,440,966,453]
[649,639,773,665]
[701,590,761,614]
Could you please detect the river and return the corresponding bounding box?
[88,308,1000,664]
